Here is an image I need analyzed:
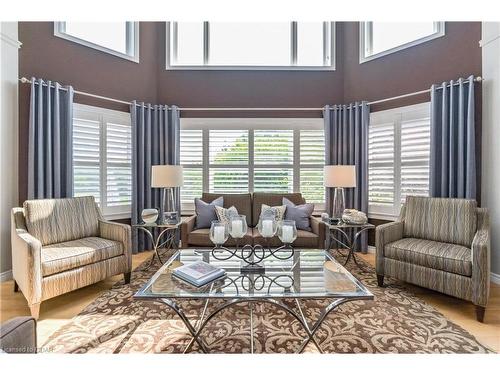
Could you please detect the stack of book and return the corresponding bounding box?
[172,261,226,287]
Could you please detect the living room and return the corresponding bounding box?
[1,0,499,372]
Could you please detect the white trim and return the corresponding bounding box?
[54,22,140,63]
[0,270,13,282]
[491,272,500,285]
[359,22,445,64]
[0,32,22,49]
[181,117,324,130]
[367,245,376,254]
[166,21,336,71]
[368,213,398,221]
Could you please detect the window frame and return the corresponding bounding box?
[54,22,140,63]
[368,102,431,220]
[73,103,132,220]
[165,22,336,71]
[359,22,445,63]
[180,118,325,214]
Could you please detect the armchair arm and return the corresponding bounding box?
[0,316,37,353]
[11,208,43,306]
[99,220,132,271]
[375,221,404,275]
[471,208,490,307]
[310,216,326,248]
[180,215,196,248]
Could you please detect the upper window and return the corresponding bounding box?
[368,102,431,219]
[54,22,139,62]
[73,104,132,219]
[167,22,335,70]
[360,22,445,63]
[179,118,325,213]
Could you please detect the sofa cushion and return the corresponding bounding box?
[252,193,305,227]
[195,196,223,229]
[252,228,319,248]
[203,193,252,226]
[403,196,477,247]
[384,237,472,276]
[188,228,253,247]
[283,197,314,231]
[41,237,123,276]
[24,196,100,246]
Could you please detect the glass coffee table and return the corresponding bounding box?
[134,248,374,353]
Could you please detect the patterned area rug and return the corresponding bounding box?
[42,252,493,353]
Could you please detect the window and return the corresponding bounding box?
[167,22,335,69]
[54,22,139,62]
[73,104,132,219]
[368,102,430,219]
[360,22,445,63]
[180,119,325,213]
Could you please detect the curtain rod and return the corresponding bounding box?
[19,76,484,111]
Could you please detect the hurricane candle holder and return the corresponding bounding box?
[276,220,298,252]
[209,221,229,250]
[228,214,248,251]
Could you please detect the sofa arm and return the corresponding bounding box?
[99,220,132,271]
[472,208,490,307]
[11,208,43,306]
[310,216,326,248]
[180,215,196,248]
[0,316,37,353]
[375,221,404,275]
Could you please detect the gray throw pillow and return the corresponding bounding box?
[194,196,224,229]
[282,197,314,231]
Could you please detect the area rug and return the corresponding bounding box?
[41,251,493,353]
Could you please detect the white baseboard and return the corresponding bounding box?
[0,269,13,282]
[367,245,376,254]
[491,272,500,285]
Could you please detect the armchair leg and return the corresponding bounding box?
[475,305,486,323]
[377,274,384,287]
[14,280,19,293]
[29,303,41,320]
[124,272,132,284]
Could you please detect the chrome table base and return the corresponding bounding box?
[135,226,179,270]
[160,296,369,354]
[326,225,373,269]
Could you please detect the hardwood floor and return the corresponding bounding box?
[1,252,499,352]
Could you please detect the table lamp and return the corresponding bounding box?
[324,165,356,219]
[151,165,183,223]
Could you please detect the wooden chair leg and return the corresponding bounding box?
[14,280,19,293]
[377,274,384,287]
[29,303,41,320]
[475,305,486,323]
[124,272,131,284]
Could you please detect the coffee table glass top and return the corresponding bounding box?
[135,249,373,300]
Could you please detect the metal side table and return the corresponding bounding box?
[133,222,180,270]
[325,222,375,269]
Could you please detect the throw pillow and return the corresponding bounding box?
[215,205,239,226]
[282,197,314,231]
[260,204,286,221]
[194,196,224,229]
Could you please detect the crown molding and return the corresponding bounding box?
[0,32,22,49]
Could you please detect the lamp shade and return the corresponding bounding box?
[324,165,356,188]
[151,165,183,188]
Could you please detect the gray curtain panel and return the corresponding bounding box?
[28,77,74,199]
[323,102,370,252]
[131,101,180,252]
[430,76,476,199]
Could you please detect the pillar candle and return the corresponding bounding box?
[282,225,293,243]
[262,220,273,237]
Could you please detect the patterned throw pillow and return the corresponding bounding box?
[260,204,286,221]
[215,206,239,226]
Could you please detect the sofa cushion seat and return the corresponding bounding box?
[252,229,319,248]
[384,238,472,276]
[188,228,253,247]
[41,237,123,276]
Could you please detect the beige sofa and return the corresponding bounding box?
[181,192,326,249]
[11,196,132,319]
[376,196,490,322]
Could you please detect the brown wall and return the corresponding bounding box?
[17,22,482,207]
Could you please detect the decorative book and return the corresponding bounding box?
[172,261,226,287]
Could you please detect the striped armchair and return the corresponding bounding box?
[11,196,132,319]
[376,196,490,322]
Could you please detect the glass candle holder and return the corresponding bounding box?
[209,220,229,246]
[277,220,297,244]
[229,215,248,239]
[257,215,277,238]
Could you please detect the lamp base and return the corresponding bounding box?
[332,187,345,219]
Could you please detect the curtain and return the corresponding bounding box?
[131,102,180,252]
[28,77,74,199]
[430,76,476,199]
[323,102,370,252]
